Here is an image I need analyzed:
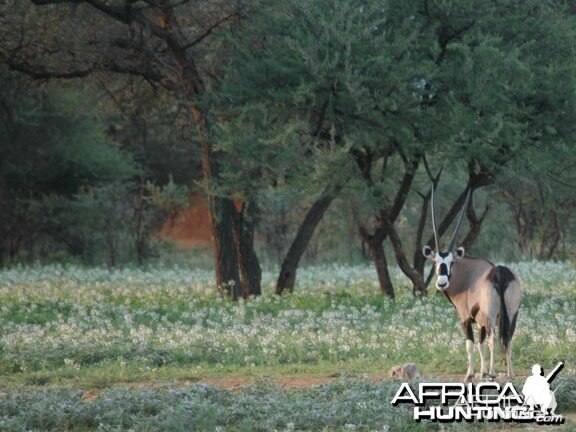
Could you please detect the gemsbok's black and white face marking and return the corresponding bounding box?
[422,246,465,291]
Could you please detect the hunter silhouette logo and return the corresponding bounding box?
[391,362,565,424]
[522,362,563,417]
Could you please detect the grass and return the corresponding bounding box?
[0,261,575,430]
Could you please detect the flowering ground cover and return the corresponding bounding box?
[0,261,575,430]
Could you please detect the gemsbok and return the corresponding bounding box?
[422,186,522,381]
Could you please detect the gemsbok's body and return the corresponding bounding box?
[423,187,522,381]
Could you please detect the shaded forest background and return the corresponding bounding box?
[1,0,576,298]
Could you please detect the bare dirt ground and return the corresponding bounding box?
[78,374,575,430]
[200,372,531,389]
[201,376,339,389]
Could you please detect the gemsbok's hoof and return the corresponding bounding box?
[482,373,496,379]
[464,374,475,383]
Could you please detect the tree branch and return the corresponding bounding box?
[2,57,93,79]
[32,0,132,23]
[3,53,167,84]
[31,0,176,43]
[184,12,241,49]
[387,153,421,221]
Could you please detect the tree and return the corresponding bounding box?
[212,0,361,294]
[2,0,259,297]
[224,0,576,297]
[0,73,136,264]
[498,142,576,260]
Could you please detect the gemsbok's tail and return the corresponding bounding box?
[489,265,518,348]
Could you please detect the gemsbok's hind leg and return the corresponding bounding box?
[504,283,521,379]
[477,326,488,377]
[487,325,496,377]
[505,344,513,378]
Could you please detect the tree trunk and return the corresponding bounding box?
[461,197,490,251]
[355,153,420,296]
[367,237,395,299]
[8,232,22,263]
[211,197,241,298]
[276,185,341,294]
[379,213,425,295]
[134,180,145,266]
[155,6,242,295]
[104,220,116,269]
[412,189,432,280]
[359,227,394,298]
[233,199,262,298]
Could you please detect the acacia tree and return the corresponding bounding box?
[498,144,576,260]
[233,0,576,297]
[212,0,366,294]
[1,0,260,297]
[214,0,496,297]
[356,0,576,295]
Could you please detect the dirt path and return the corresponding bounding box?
[200,372,531,389]
[201,376,340,389]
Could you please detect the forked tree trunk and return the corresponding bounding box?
[355,153,421,297]
[276,185,341,294]
[359,227,394,298]
[461,199,490,251]
[233,199,262,298]
[380,214,425,295]
[366,238,395,299]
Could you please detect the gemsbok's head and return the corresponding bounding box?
[422,187,471,292]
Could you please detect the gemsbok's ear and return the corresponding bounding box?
[422,245,435,260]
[455,247,465,259]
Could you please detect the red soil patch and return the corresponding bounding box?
[158,193,245,249]
[158,193,213,248]
[201,376,342,389]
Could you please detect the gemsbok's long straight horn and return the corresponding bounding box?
[430,186,441,251]
[448,188,472,252]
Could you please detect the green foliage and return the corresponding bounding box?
[0,80,135,195]
[201,0,576,271]
[27,179,188,266]
[2,0,576,270]
[0,75,137,265]
[145,177,189,213]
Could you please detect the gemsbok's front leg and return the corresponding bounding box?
[463,320,475,381]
